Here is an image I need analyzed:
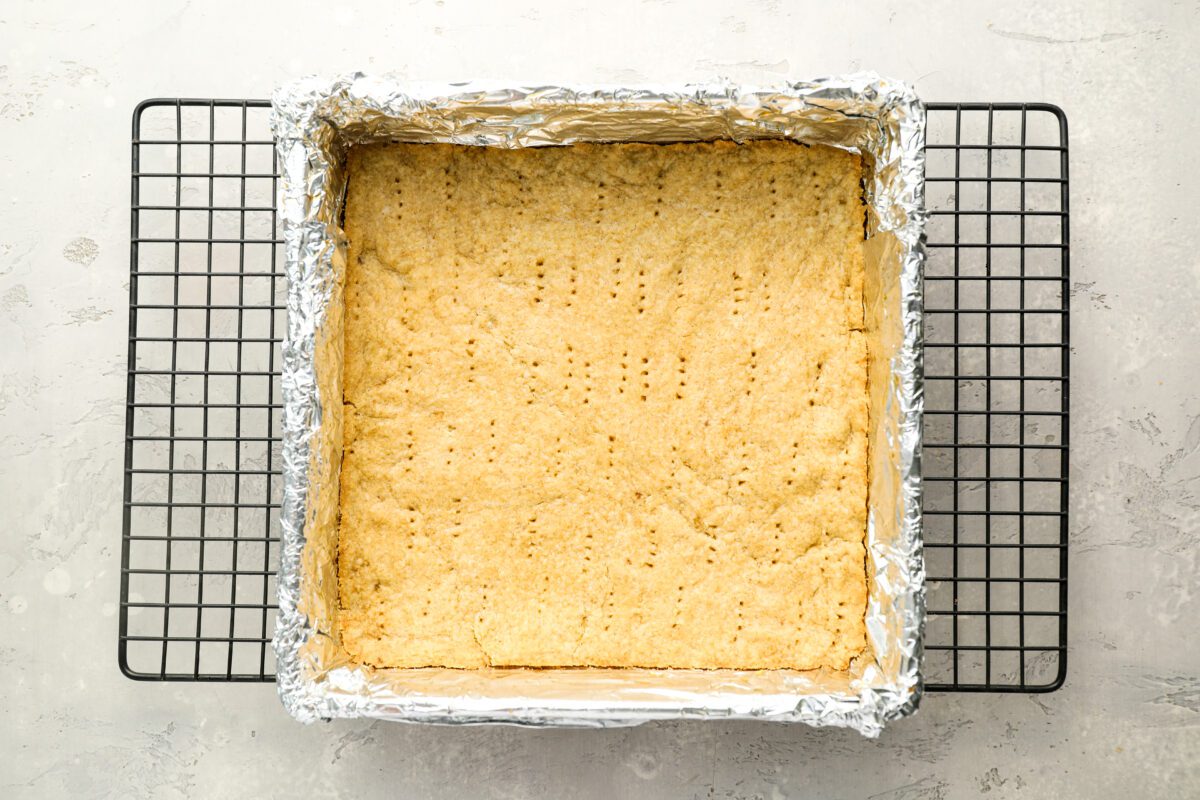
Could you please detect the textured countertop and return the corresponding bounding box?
[2,0,1198,797]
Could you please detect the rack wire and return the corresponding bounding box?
[120,100,1069,690]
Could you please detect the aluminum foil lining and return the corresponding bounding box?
[272,73,926,737]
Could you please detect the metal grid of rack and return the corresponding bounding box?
[120,100,1069,690]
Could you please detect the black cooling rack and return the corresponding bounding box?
[120,100,1069,691]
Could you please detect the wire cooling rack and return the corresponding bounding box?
[120,100,1069,690]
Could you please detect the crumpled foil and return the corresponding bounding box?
[271,73,926,737]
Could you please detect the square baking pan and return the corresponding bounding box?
[271,74,925,736]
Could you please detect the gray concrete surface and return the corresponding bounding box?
[2,0,1198,796]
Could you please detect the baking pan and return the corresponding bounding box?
[272,74,925,735]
